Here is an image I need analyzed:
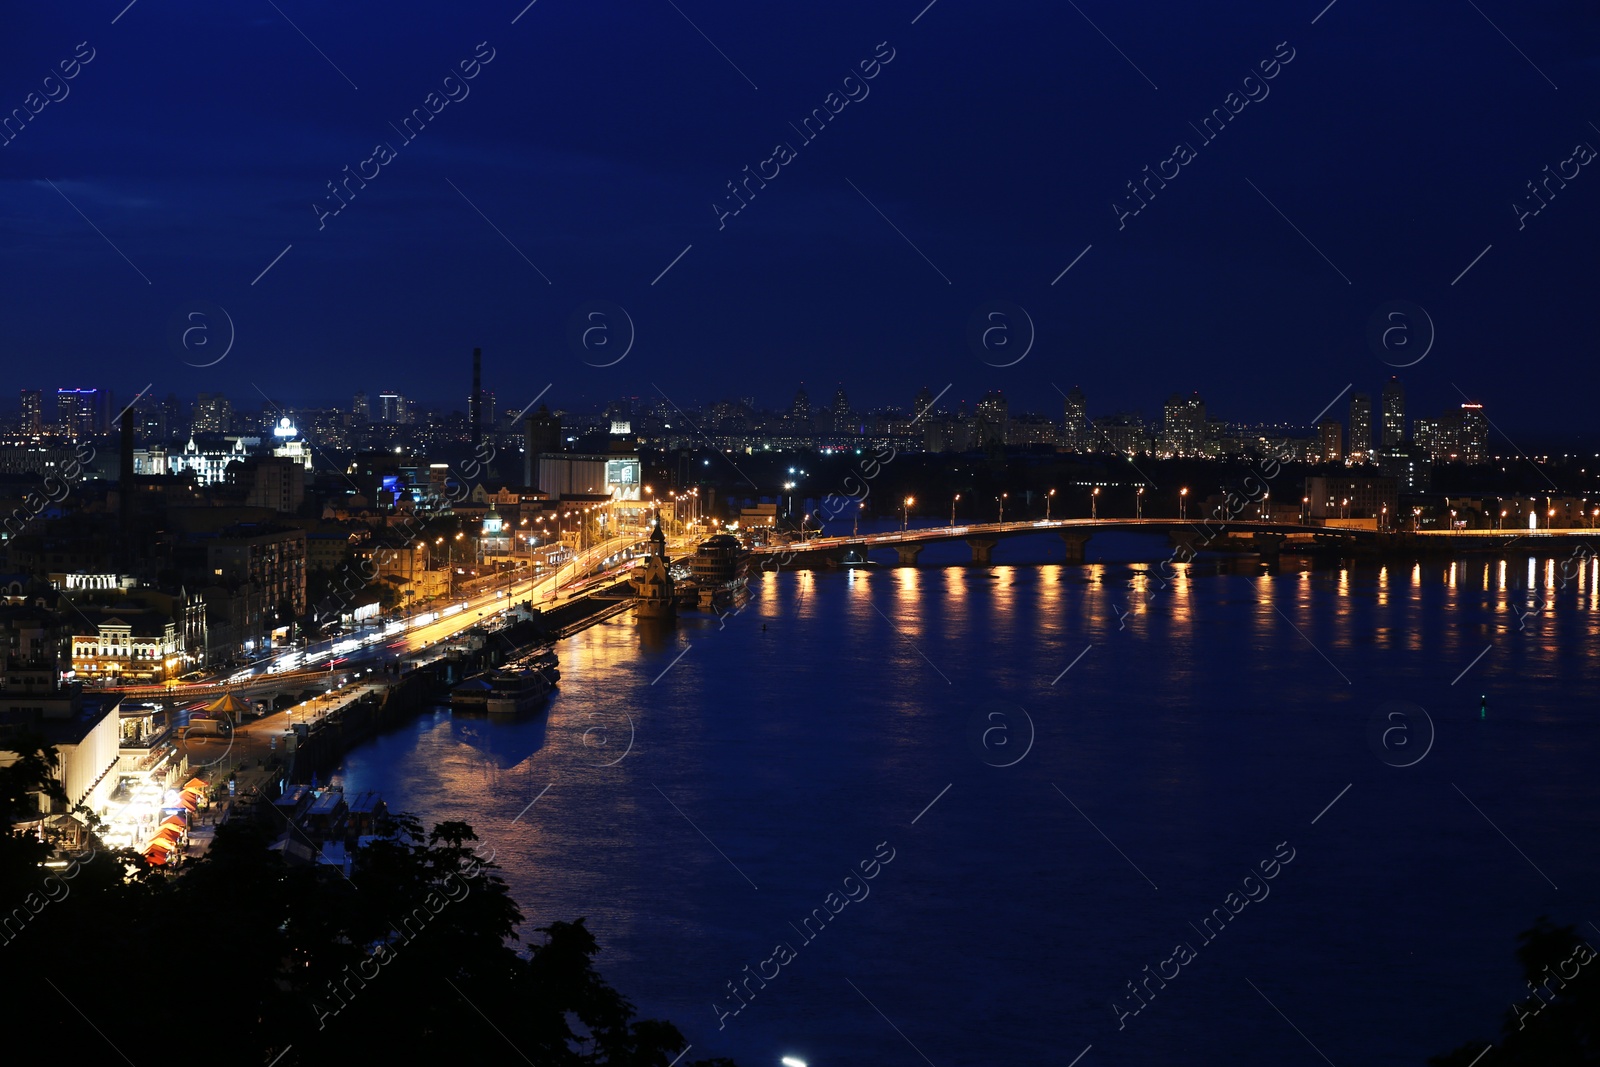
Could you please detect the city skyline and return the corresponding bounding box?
[5,373,1505,437]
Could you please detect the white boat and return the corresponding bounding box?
[485,668,554,716]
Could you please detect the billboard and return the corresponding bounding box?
[606,458,641,500]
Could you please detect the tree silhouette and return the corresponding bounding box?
[0,753,737,1066]
[1432,918,1600,1065]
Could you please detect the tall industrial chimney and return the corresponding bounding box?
[119,405,135,530]
[471,347,482,455]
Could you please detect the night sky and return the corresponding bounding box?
[3,0,1597,431]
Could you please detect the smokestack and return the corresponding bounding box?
[524,414,536,488]
[471,347,482,455]
[120,405,135,530]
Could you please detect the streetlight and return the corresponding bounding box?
[902,495,914,531]
[998,492,1008,524]
[1135,486,1143,520]
[449,533,464,596]
[951,493,960,527]
[1261,491,1270,521]
[1381,503,1387,531]
[1499,509,1507,530]
[1091,486,1100,520]
[1180,487,1188,520]
[1046,488,1056,521]
[1549,507,1558,530]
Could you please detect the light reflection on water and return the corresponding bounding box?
[335,536,1599,1067]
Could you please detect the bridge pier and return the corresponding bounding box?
[894,544,923,566]
[1252,532,1285,557]
[966,539,997,565]
[1168,530,1200,561]
[1059,532,1091,563]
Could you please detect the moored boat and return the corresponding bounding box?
[450,675,493,712]
[690,534,751,611]
[485,667,554,716]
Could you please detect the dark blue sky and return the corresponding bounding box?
[2,0,1596,431]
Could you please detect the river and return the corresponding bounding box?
[334,529,1600,1066]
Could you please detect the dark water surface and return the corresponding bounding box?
[335,531,1600,1066]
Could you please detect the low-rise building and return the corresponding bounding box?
[1304,475,1398,526]
[0,601,122,817]
[69,607,181,684]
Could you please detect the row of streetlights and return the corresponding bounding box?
[644,486,701,537]
[895,485,1190,527]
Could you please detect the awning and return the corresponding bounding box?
[160,815,187,832]
[182,777,207,792]
[203,692,252,718]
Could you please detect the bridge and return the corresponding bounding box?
[748,517,1598,567]
[106,666,363,704]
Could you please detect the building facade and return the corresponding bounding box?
[975,392,1009,449]
[1318,418,1343,463]
[1304,475,1399,524]
[1380,377,1405,447]
[56,388,105,439]
[19,390,42,434]
[1061,387,1090,452]
[1162,391,1206,456]
[205,524,307,617]
[70,609,181,683]
[1348,393,1372,462]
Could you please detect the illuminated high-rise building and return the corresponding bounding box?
[19,389,41,433]
[1380,376,1405,447]
[1457,402,1487,462]
[1061,386,1090,452]
[976,391,1009,448]
[1348,393,1372,462]
[1162,391,1206,456]
[56,387,105,439]
[1318,418,1343,463]
[192,392,232,434]
[1414,417,1443,460]
[472,389,497,432]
